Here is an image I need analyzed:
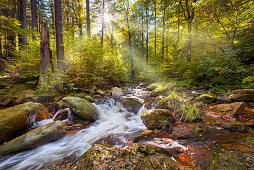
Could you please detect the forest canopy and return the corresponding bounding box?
[0,0,253,93]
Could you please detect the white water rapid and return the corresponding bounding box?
[0,97,147,170]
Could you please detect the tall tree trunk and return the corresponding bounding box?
[0,37,2,70]
[177,3,180,44]
[18,0,28,47]
[40,25,53,86]
[55,0,64,71]
[146,2,149,64]
[187,21,192,61]
[31,0,38,40]
[162,3,165,60]
[141,12,144,60]
[50,1,55,31]
[154,0,156,62]
[86,0,91,37]
[127,16,134,81]
[101,0,105,47]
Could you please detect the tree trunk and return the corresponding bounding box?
[31,0,38,40]
[177,3,180,44]
[55,0,64,71]
[187,21,191,61]
[50,1,55,31]
[127,16,134,81]
[101,0,105,47]
[146,2,149,64]
[141,12,144,60]
[0,37,2,71]
[40,25,53,86]
[154,0,156,62]
[18,0,28,47]
[162,4,165,60]
[86,0,91,37]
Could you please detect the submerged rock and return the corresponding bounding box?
[0,102,49,144]
[123,97,143,114]
[228,89,254,102]
[62,97,99,121]
[0,121,66,156]
[141,109,174,132]
[50,143,185,170]
[196,93,216,104]
[0,94,13,107]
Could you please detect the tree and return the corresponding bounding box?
[31,0,38,40]
[55,0,64,71]
[154,0,156,62]
[39,25,53,85]
[18,0,28,47]
[179,0,196,61]
[86,0,91,37]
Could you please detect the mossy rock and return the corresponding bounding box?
[196,93,217,103]
[0,102,49,144]
[141,109,174,132]
[123,97,143,114]
[62,97,99,121]
[209,151,254,169]
[0,121,66,156]
[146,83,162,91]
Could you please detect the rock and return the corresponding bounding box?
[228,89,254,102]
[92,94,102,99]
[141,109,174,132]
[123,97,143,114]
[210,151,254,169]
[209,102,246,117]
[196,93,216,103]
[83,96,95,103]
[35,104,52,121]
[214,119,248,133]
[0,102,48,144]
[0,121,66,156]
[95,89,105,96]
[0,94,13,107]
[19,95,55,104]
[52,143,184,170]
[62,97,99,121]
[150,87,169,97]
[146,83,161,91]
[111,87,123,96]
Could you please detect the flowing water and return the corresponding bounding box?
[0,91,147,170]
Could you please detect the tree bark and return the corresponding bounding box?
[101,0,105,47]
[86,0,91,37]
[31,0,38,40]
[187,21,192,61]
[18,0,28,47]
[146,1,149,64]
[40,25,53,85]
[154,0,156,62]
[141,11,144,61]
[127,16,134,80]
[162,2,165,60]
[55,0,64,71]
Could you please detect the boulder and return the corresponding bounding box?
[111,87,123,96]
[209,102,246,117]
[48,143,183,170]
[150,87,169,97]
[62,97,99,121]
[196,93,216,103]
[141,109,174,132]
[0,102,48,144]
[0,121,66,156]
[19,95,55,104]
[123,97,143,114]
[83,96,95,103]
[95,89,105,96]
[228,89,254,102]
[35,104,52,121]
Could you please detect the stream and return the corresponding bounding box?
[0,88,147,170]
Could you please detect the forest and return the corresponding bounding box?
[0,0,254,169]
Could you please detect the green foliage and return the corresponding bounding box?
[65,37,127,89]
[160,91,200,122]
